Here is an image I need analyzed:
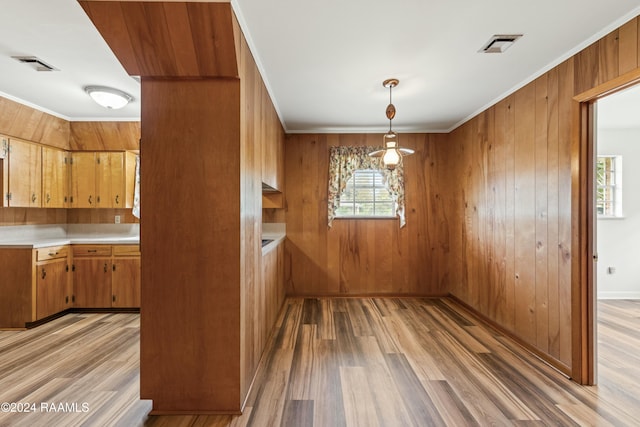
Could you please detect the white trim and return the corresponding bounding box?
[597,291,640,300]
[230,0,287,132]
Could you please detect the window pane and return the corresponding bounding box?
[336,169,395,218]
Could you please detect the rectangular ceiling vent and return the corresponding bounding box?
[12,56,58,71]
[479,34,523,53]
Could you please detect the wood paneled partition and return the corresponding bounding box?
[285,133,451,297]
[445,15,640,379]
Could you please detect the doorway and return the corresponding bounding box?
[594,84,640,383]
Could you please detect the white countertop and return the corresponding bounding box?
[261,222,286,254]
[0,224,140,249]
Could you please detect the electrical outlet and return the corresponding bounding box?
[115,215,121,224]
[607,266,616,274]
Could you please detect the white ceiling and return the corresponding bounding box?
[0,0,639,131]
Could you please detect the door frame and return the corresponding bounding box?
[573,70,640,384]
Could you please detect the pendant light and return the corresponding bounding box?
[369,78,414,169]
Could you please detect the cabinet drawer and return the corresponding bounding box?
[72,245,112,257]
[36,245,68,261]
[113,245,141,256]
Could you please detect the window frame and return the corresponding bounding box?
[596,154,623,219]
[334,168,397,220]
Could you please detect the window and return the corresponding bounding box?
[335,169,395,217]
[327,145,406,227]
[596,155,622,217]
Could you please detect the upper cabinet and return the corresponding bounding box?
[260,84,285,192]
[42,145,70,208]
[3,138,42,208]
[71,151,137,209]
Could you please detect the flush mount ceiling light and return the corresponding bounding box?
[369,78,414,169]
[85,85,133,109]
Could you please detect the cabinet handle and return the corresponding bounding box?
[97,195,101,204]
[112,264,116,272]
[112,295,116,303]
[32,193,37,203]
[46,193,51,204]
[41,268,46,279]
[87,249,97,253]
[104,263,108,273]
[65,296,69,304]
[88,195,93,205]
[115,195,120,205]
[48,251,59,257]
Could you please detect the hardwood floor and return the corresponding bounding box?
[0,299,639,426]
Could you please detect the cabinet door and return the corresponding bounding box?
[36,258,69,319]
[73,258,112,307]
[8,139,41,207]
[71,152,96,208]
[112,257,140,307]
[42,146,69,208]
[96,152,125,208]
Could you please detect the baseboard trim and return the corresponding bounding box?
[597,291,640,300]
[446,294,572,378]
[285,293,450,299]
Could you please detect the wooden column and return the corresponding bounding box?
[139,79,241,413]
[79,1,250,414]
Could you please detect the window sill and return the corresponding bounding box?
[597,215,625,220]
[334,216,397,220]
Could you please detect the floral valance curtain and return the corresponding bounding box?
[327,146,406,228]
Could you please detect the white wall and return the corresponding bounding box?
[597,128,640,299]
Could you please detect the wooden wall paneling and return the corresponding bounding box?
[79,1,238,78]
[69,122,140,151]
[477,111,492,315]
[534,75,550,353]
[574,42,599,97]
[237,26,262,403]
[557,58,574,367]
[77,2,139,76]
[546,68,561,360]
[285,133,449,297]
[0,208,67,226]
[65,208,138,224]
[618,17,638,74]
[140,79,242,413]
[513,83,537,345]
[0,97,70,150]
[503,95,516,332]
[490,101,507,325]
[598,30,620,85]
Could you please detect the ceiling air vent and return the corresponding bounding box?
[12,56,58,71]
[479,34,523,53]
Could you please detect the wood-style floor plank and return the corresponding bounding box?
[0,299,639,426]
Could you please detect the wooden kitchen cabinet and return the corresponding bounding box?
[4,138,42,207]
[259,240,285,352]
[112,245,141,308]
[0,245,71,329]
[70,152,96,208]
[42,145,70,208]
[72,245,112,307]
[72,244,140,308]
[70,151,136,208]
[261,111,284,191]
[36,249,72,319]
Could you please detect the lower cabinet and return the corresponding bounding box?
[112,246,141,308]
[73,256,113,308]
[36,256,72,319]
[72,244,141,308]
[0,245,72,328]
